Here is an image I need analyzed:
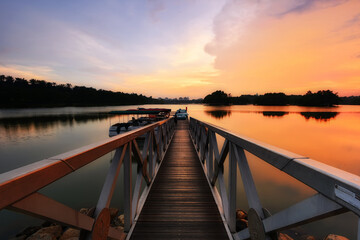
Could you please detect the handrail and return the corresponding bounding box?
[0,117,175,239]
[189,117,360,240]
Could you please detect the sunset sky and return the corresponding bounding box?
[0,0,359,98]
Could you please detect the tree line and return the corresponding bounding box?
[0,75,161,108]
[204,90,360,106]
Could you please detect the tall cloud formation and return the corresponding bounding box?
[206,0,360,96]
[0,0,359,97]
[0,0,224,97]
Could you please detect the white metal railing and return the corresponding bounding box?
[0,117,175,240]
[189,117,360,240]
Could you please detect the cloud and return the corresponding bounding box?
[340,12,360,30]
[205,0,258,55]
[331,11,360,42]
[148,0,166,22]
[272,0,348,17]
[204,0,360,96]
[0,64,55,80]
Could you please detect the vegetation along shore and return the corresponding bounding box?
[1,75,359,108]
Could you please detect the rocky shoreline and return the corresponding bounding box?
[13,208,350,240]
[235,209,350,240]
[13,208,124,240]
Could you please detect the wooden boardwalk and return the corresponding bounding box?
[130,120,229,240]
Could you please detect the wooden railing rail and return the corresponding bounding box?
[0,117,175,240]
[189,117,360,240]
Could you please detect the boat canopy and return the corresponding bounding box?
[109,108,171,115]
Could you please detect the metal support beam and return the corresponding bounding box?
[124,142,132,232]
[234,145,264,219]
[211,139,229,185]
[132,168,143,219]
[132,140,151,185]
[262,193,346,233]
[10,192,94,231]
[207,131,214,181]
[94,146,126,217]
[218,166,229,222]
[149,132,154,178]
[228,143,237,232]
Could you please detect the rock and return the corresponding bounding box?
[79,208,88,214]
[26,232,55,240]
[27,225,62,240]
[17,226,41,238]
[324,234,349,240]
[59,228,80,240]
[79,207,95,216]
[278,233,294,240]
[109,208,119,220]
[236,209,247,220]
[117,214,124,227]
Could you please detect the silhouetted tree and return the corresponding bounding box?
[255,92,288,106]
[203,90,230,105]
[340,96,360,105]
[204,89,348,106]
[300,90,339,106]
[0,75,159,108]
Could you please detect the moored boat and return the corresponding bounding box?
[175,108,188,120]
[108,108,171,137]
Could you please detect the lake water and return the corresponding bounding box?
[0,104,359,238]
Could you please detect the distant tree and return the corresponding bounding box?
[300,90,339,106]
[340,96,360,105]
[203,90,230,105]
[255,92,288,106]
[0,75,157,108]
[5,76,14,84]
[205,89,356,106]
[230,95,252,105]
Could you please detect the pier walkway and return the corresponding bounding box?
[0,116,359,240]
[129,121,229,239]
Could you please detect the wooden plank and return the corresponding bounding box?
[130,121,229,240]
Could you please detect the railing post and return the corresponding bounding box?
[196,123,201,150]
[157,126,163,161]
[229,143,237,232]
[149,132,154,178]
[207,130,213,180]
[234,145,264,219]
[124,142,132,232]
[94,146,125,217]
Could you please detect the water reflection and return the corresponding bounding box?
[262,111,289,118]
[300,112,339,121]
[1,104,359,239]
[205,110,232,119]
[0,113,110,132]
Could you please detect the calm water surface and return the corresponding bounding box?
[0,104,359,238]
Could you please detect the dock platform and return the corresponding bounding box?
[130,121,229,240]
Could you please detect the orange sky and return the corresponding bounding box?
[1,0,359,98]
[205,0,360,97]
